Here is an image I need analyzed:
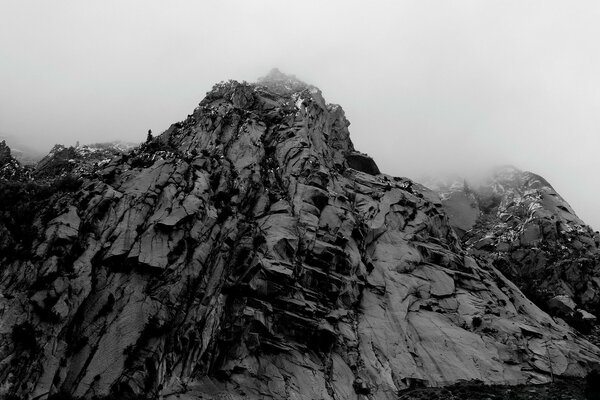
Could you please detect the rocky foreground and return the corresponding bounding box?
[1,71,600,399]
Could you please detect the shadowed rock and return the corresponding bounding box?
[345,151,380,175]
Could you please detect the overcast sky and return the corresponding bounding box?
[1,1,600,230]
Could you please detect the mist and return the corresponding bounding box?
[2,1,600,230]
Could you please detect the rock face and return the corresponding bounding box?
[427,167,600,331]
[1,76,599,400]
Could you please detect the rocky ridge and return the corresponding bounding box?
[34,141,138,180]
[425,167,600,334]
[0,73,599,399]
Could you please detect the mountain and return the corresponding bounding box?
[424,166,600,337]
[34,141,138,180]
[0,72,599,399]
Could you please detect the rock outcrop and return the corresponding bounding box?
[427,167,600,332]
[1,75,599,400]
[0,140,28,182]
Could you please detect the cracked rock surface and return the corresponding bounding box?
[1,73,599,399]
[427,167,600,333]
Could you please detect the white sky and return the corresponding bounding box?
[1,1,600,230]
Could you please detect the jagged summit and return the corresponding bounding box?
[164,77,381,176]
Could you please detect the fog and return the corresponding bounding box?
[2,1,600,229]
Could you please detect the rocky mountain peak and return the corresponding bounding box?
[160,75,364,176]
[1,76,600,400]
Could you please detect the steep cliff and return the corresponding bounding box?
[1,73,599,400]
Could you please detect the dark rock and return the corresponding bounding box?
[345,152,380,175]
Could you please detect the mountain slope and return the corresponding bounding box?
[34,141,138,180]
[0,74,599,400]
[426,167,600,333]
